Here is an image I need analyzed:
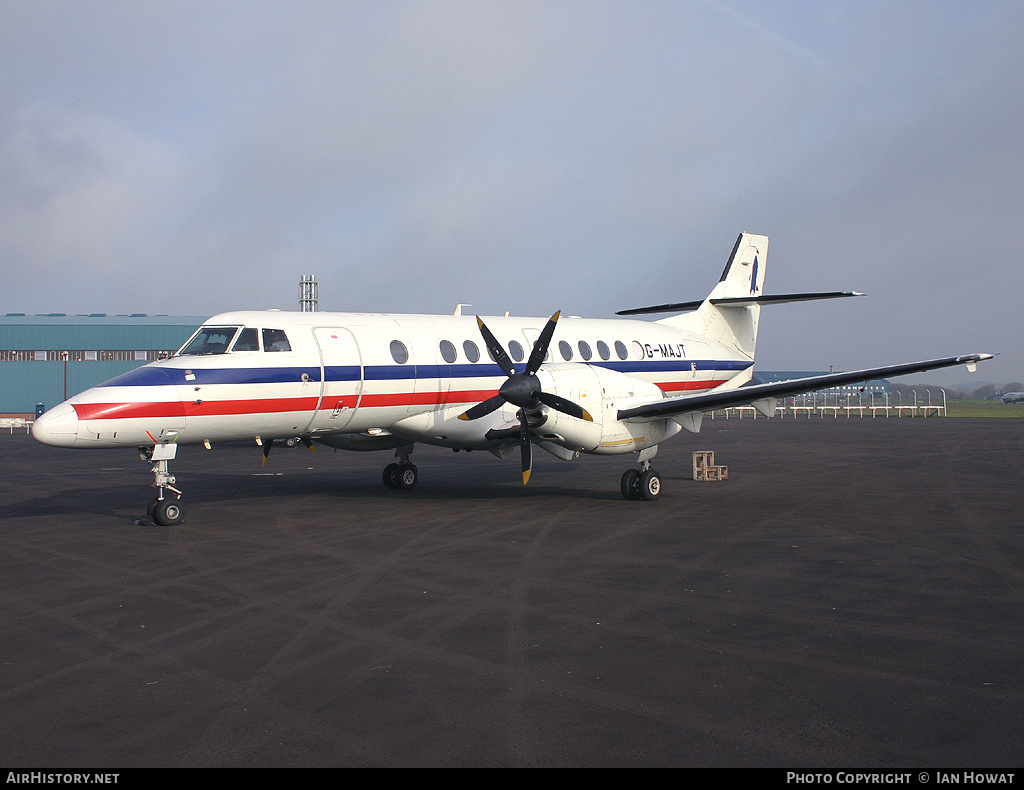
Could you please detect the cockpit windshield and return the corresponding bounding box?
[178,326,240,356]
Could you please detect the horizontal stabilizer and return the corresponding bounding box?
[616,291,862,316]
[618,354,993,422]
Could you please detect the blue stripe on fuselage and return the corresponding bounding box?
[99,359,752,388]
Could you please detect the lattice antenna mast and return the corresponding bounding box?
[299,274,318,312]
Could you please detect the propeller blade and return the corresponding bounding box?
[301,436,317,453]
[536,391,593,422]
[458,393,506,421]
[526,310,560,376]
[476,316,516,376]
[519,411,532,485]
[261,438,274,465]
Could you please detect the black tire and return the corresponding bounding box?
[152,498,184,526]
[620,469,641,500]
[639,470,662,501]
[383,463,401,488]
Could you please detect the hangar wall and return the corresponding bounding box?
[0,315,204,414]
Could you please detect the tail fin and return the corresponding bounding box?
[659,232,769,361]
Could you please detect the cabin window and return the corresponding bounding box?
[390,340,409,364]
[597,340,610,360]
[439,340,457,363]
[232,328,260,352]
[614,341,628,360]
[508,340,524,362]
[263,329,291,352]
[179,326,239,356]
[463,340,480,363]
[558,340,573,361]
[578,340,592,361]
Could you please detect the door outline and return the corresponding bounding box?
[309,327,363,432]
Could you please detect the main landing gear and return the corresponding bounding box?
[139,443,184,526]
[620,447,662,501]
[382,444,418,490]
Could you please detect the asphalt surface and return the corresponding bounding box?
[1,417,1022,768]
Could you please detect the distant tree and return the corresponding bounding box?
[972,384,997,400]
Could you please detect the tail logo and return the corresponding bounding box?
[750,255,759,294]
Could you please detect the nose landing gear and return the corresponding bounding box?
[138,443,184,526]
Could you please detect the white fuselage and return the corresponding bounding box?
[32,310,754,457]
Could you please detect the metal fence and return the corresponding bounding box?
[712,390,947,419]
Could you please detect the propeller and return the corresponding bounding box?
[459,311,593,484]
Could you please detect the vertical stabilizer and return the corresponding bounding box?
[659,232,769,362]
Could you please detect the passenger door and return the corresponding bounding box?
[308,327,363,433]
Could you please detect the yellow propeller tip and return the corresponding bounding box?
[582,409,593,422]
[522,470,532,485]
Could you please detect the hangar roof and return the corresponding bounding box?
[0,314,206,350]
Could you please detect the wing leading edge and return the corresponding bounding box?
[617,354,993,422]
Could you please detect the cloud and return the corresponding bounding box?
[0,1,1021,384]
[0,104,191,284]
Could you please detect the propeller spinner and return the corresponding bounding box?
[458,311,593,484]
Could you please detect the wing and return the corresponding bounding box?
[617,354,993,422]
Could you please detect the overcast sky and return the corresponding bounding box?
[2,1,1021,385]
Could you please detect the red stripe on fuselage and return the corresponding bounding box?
[72,389,501,421]
[358,388,497,408]
[657,379,727,393]
[71,380,725,423]
[73,398,321,421]
[73,401,187,421]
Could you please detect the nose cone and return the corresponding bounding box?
[31,402,80,447]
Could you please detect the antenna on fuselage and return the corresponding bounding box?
[299,274,318,312]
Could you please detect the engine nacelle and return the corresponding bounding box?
[535,364,679,455]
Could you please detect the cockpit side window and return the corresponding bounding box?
[231,327,260,352]
[263,328,292,352]
[178,326,240,356]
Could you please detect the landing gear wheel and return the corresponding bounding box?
[620,469,641,500]
[639,469,662,501]
[397,464,418,489]
[152,498,184,526]
[383,463,418,489]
